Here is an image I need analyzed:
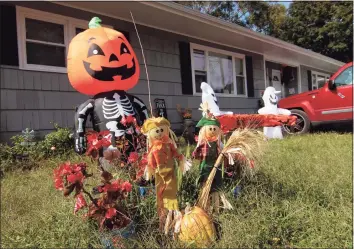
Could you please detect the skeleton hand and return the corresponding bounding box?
[74,134,87,154]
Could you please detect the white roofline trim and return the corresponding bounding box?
[54,1,265,56]
[141,1,344,67]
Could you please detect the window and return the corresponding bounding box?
[16,7,112,73]
[190,43,247,96]
[334,66,353,87]
[311,71,330,90]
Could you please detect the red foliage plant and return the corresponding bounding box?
[54,162,133,231]
[85,116,148,182]
[53,115,149,231]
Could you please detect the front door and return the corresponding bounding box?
[311,65,353,121]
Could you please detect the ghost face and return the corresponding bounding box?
[149,125,169,141]
[201,82,218,104]
[205,125,220,141]
[269,93,278,105]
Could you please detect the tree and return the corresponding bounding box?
[176,1,353,62]
[277,2,353,62]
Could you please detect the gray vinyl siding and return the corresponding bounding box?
[299,65,334,92]
[0,2,265,142]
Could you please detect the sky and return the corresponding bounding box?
[280,1,292,9]
[264,1,292,9]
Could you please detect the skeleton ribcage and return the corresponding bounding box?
[102,94,135,120]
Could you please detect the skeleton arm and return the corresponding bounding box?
[74,99,94,154]
[127,94,149,126]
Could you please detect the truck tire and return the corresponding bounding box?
[283,109,311,135]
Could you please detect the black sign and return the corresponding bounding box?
[154,98,168,119]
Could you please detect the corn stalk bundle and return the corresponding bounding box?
[196,128,266,211]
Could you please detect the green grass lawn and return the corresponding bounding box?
[1,133,353,248]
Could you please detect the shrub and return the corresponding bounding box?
[35,123,74,159]
[0,124,75,174]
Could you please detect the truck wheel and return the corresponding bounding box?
[283,109,311,135]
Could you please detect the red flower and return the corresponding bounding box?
[105,207,117,219]
[86,130,111,158]
[53,162,88,191]
[249,160,255,169]
[67,171,84,184]
[121,181,132,192]
[128,152,139,164]
[74,193,87,214]
[120,115,136,126]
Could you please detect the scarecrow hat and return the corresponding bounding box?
[141,117,170,134]
[196,116,220,128]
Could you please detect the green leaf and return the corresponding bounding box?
[89,17,102,29]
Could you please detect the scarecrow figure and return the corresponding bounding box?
[141,117,189,236]
[192,115,233,214]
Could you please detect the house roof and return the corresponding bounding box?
[55,0,344,72]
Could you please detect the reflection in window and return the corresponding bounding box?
[334,67,353,86]
[208,51,234,94]
[25,18,66,67]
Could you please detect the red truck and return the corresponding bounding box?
[278,62,353,134]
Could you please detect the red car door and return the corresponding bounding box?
[310,63,353,122]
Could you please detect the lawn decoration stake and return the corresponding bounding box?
[258,86,291,139]
[68,17,149,156]
[201,82,233,116]
[141,117,190,236]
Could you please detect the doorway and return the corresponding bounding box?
[265,61,299,98]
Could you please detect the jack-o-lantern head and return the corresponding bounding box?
[67,17,140,96]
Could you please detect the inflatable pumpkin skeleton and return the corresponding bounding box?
[68,17,149,156]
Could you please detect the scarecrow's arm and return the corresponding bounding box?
[74,99,94,154]
[192,143,205,160]
[145,150,157,181]
[169,143,183,160]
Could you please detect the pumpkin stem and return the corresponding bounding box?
[89,17,102,29]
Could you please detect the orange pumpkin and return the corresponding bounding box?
[179,205,216,248]
[67,17,140,96]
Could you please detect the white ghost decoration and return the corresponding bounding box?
[258,86,291,139]
[200,82,233,116]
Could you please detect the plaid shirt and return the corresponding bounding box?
[192,141,229,167]
[192,141,221,160]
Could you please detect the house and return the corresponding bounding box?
[0,1,344,142]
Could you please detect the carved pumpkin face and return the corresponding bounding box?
[67,20,140,96]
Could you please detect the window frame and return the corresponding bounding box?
[16,6,112,73]
[311,70,331,90]
[190,43,248,98]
